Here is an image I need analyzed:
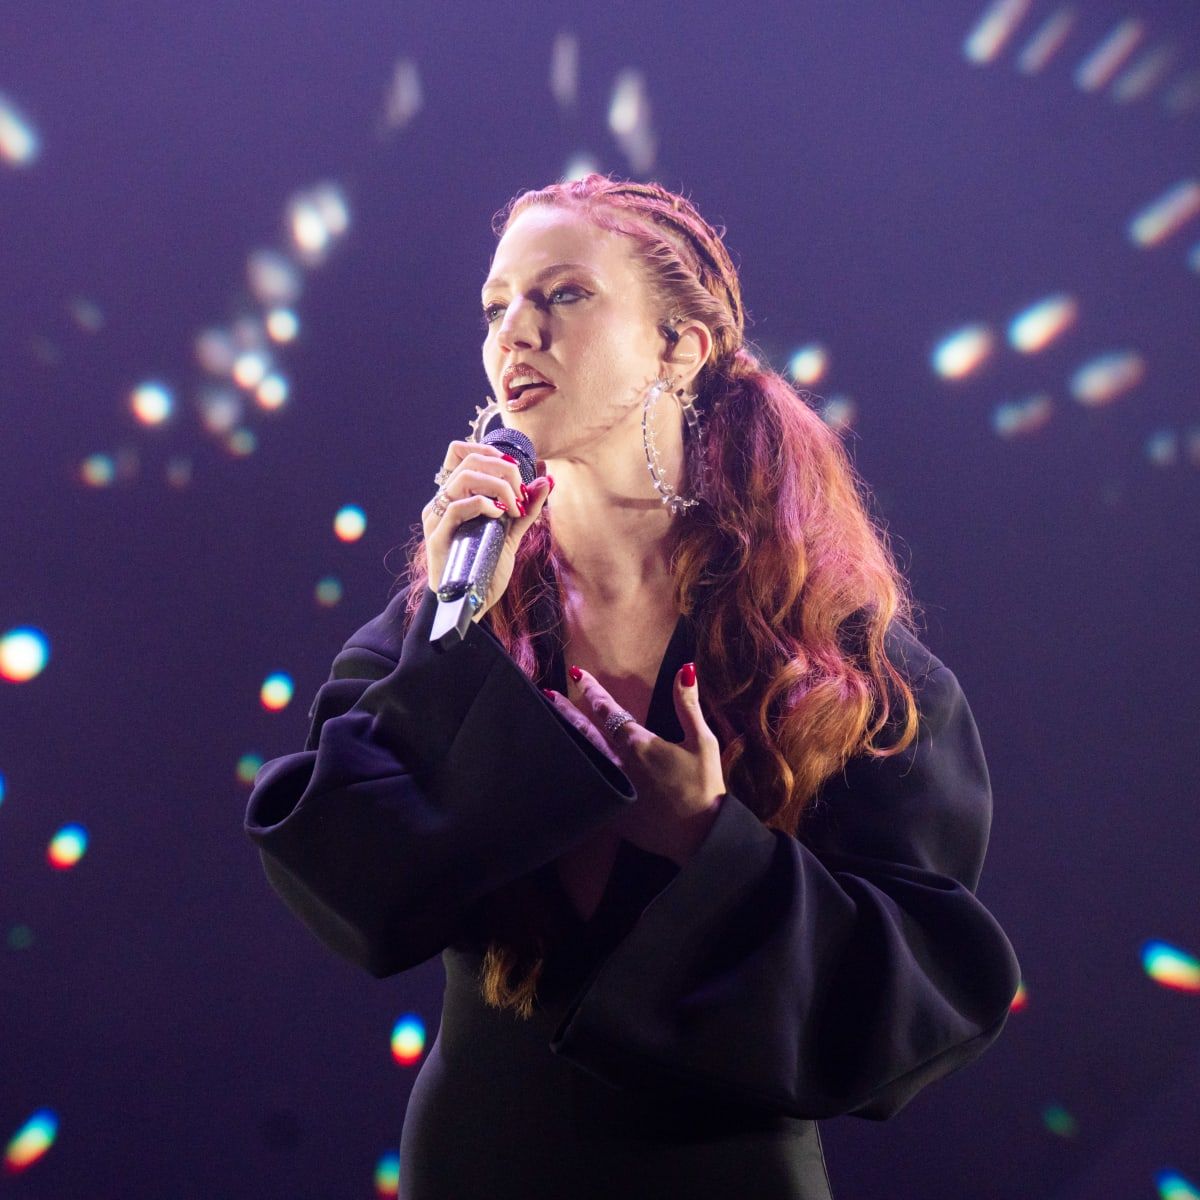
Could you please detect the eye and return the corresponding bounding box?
[480,284,587,329]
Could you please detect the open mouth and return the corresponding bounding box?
[505,383,554,410]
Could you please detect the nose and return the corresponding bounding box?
[497,295,543,352]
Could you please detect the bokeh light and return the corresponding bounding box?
[130,382,173,426]
[390,1014,426,1066]
[1070,351,1145,407]
[4,1109,57,1172]
[1158,1170,1200,1200]
[932,325,995,380]
[374,1150,401,1196]
[0,627,50,682]
[236,754,265,786]
[1008,295,1078,353]
[0,93,40,166]
[334,505,367,542]
[260,673,295,712]
[1142,940,1200,992]
[48,824,88,870]
[1041,1104,1078,1137]
[315,577,344,607]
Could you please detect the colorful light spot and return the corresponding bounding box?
[334,505,367,542]
[993,394,1053,438]
[562,152,599,182]
[165,457,193,489]
[1128,178,1200,248]
[786,344,830,386]
[195,327,238,375]
[232,350,270,389]
[1010,980,1028,1012]
[374,1150,401,1196]
[130,382,173,426]
[1008,294,1078,353]
[265,309,299,343]
[4,1109,57,1171]
[255,374,289,410]
[0,627,50,682]
[1158,1169,1200,1200]
[7,925,34,951]
[260,673,295,712]
[1070,350,1145,406]
[246,249,303,307]
[198,388,243,435]
[226,428,257,457]
[390,1014,426,1066]
[48,824,87,870]
[381,58,423,131]
[932,325,995,380]
[1042,1103,1078,1137]
[79,454,116,487]
[236,754,264,786]
[315,577,343,607]
[0,770,5,806]
[1142,940,1200,992]
[0,93,40,166]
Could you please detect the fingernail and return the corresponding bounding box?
[568,665,583,683]
[517,500,527,517]
[681,662,696,687]
[494,500,508,512]
[541,687,556,700]
[546,474,555,494]
[501,454,518,463]
[520,483,530,503]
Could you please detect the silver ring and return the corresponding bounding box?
[434,466,452,487]
[431,488,451,517]
[603,709,636,736]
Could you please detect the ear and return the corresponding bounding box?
[661,319,713,394]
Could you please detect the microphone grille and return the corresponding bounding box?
[482,426,537,484]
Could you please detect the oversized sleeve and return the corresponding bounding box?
[548,658,1022,1121]
[244,586,636,978]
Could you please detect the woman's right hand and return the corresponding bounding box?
[420,439,553,621]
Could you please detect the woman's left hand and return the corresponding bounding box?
[543,663,727,866]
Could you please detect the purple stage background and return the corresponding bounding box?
[2,2,1198,1196]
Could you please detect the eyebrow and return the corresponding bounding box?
[481,261,595,298]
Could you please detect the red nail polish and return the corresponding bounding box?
[520,483,530,501]
[517,500,527,517]
[681,662,696,687]
[541,687,556,700]
[501,454,517,463]
[568,665,583,683]
[546,474,555,493]
[494,500,508,512]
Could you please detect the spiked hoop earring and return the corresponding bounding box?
[642,375,709,515]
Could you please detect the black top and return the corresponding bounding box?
[244,585,1021,1199]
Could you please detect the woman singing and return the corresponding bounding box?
[244,174,1021,1199]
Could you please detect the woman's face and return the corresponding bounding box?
[481,205,668,460]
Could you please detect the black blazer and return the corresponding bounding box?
[245,584,1020,1124]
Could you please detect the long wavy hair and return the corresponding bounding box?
[390,174,923,1019]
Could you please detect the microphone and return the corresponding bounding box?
[430,426,537,650]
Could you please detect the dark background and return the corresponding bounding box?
[2,2,1198,1196]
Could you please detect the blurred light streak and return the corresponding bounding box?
[374,1150,401,1196]
[1016,8,1075,74]
[1142,940,1200,991]
[1128,179,1200,247]
[993,394,1053,437]
[380,58,422,132]
[3,1110,56,1172]
[0,93,40,166]
[550,32,579,108]
[1008,295,1077,353]
[1074,20,1144,93]
[963,0,1033,65]
[1069,350,1145,406]
[932,325,996,379]
[608,69,656,174]
[1111,43,1179,103]
[1157,1170,1200,1200]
